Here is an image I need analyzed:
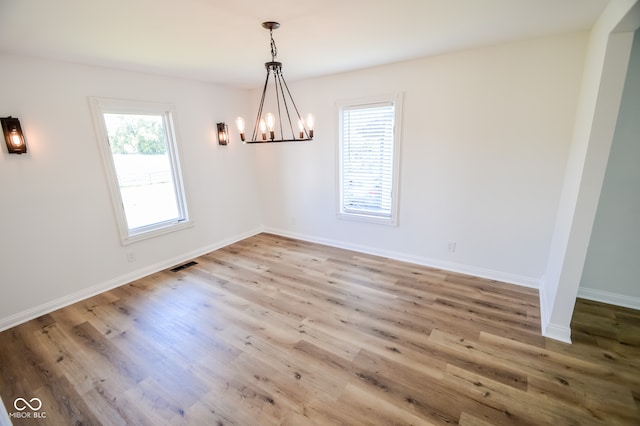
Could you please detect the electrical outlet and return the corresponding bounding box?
[126,251,136,263]
[448,241,456,253]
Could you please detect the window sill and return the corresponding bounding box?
[337,211,397,227]
[121,220,194,246]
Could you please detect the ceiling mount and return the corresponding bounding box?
[262,21,280,31]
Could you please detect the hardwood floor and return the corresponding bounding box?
[1,233,638,425]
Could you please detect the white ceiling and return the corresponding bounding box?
[0,0,609,88]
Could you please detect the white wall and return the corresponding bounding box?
[256,33,588,287]
[3,25,634,341]
[540,0,639,343]
[580,29,640,308]
[0,54,262,330]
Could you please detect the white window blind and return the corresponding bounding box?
[340,101,396,219]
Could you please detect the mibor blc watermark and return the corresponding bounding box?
[10,397,47,419]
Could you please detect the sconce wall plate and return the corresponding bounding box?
[1,116,27,154]
[217,122,229,145]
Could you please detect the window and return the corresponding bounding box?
[89,98,191,244]
[337,93,402,225]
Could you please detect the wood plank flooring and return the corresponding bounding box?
[0,233,638,425]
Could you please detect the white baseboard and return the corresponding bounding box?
[542,322,572,344]
[578,287,640,310]
[0,226,550,334]
[0,227,263,332]
[263,227,540,289]
[539,281,551,335]
[538,279,572,344]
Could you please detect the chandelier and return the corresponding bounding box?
[236,22,314,143]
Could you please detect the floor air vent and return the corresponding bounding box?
[171,261,198,272]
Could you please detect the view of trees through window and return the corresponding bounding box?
[103,113,180,231]
[106,114,168,155]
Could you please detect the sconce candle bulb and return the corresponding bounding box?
[11,132,22,146]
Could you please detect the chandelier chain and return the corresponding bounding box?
[270,29,278,62]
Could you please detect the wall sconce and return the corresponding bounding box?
[217,122,229,145]
[1,116,27,154]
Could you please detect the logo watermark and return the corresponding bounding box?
[9,397,46,419]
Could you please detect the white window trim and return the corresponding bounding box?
[336,93,403,226]
[89,97,192,245]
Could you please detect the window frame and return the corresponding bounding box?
[336,93,403,226]
[89,97,192,245]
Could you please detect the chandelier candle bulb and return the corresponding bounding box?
[307,114,314,138]
[298,119,304,139]
[260,119,267,140]
[236,117,245,142]
[266,113,275,140]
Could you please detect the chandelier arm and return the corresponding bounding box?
[276,72,296,139]
[272,67,283,141]
[246,138,310,144]
[274,70,287,140]
[280,74,310,139]
[252,69,271,141]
